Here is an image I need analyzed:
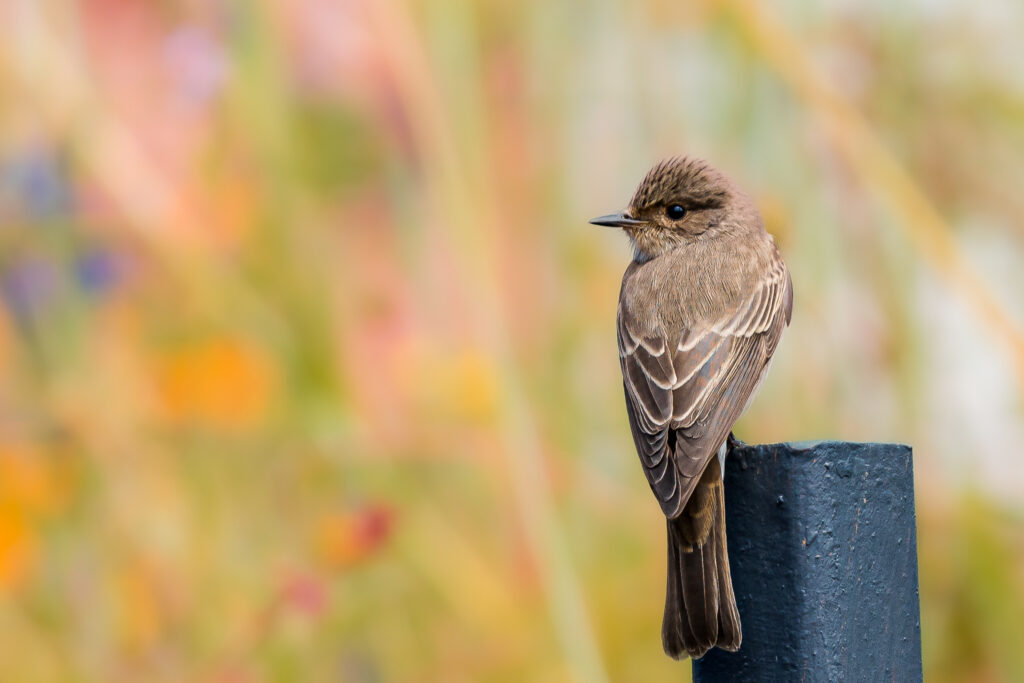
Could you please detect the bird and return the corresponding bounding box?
[590,156,793,660]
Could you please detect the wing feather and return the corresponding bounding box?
[619,250,792,518]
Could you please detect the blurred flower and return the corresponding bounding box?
[1,258,56,323]
[0,509,34,593]
[0,442,67,593]
[163,25,230,107]
[286,0,382,100]
[0,445,67,516]
[314,504,393,570]
[279,571,327,617]
[74,246,122,297]
[0,146,72,220]
[154,336,276,431]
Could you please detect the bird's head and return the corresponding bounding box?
[591,156,755,261]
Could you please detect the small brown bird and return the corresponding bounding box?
[591,157,792,660]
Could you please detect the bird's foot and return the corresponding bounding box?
[727,431,747,452]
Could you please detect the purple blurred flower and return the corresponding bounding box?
[1,258,56,321]
[0,147,72,220]
[74,248,121,297]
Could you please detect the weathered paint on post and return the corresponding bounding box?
[692,441,922,682]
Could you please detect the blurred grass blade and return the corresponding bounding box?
[721,0,1024,390]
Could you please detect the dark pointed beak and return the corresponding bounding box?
[589,212,646,228]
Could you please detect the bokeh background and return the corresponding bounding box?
[1,0,1023,681]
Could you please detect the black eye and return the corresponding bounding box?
[666,204,686,220]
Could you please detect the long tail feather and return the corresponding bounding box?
[661,457,741,659]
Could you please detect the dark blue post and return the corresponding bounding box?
[693,441,922,682]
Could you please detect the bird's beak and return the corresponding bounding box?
[589,212,646,228]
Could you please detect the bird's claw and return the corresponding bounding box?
[727,431,746,452]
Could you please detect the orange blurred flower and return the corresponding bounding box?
[0,446,67,516]
[0,443,68,592]
[155,336,276,431]
[0,509,35,592]
[314,505,394,570]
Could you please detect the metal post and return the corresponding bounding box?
[692,441,923,682]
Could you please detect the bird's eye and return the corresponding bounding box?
[665,204,687,220]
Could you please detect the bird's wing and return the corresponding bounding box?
[618,252,792,519]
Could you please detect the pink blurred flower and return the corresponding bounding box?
[163,25,230,107]
[314,504,394,570]
[279,571,328,617]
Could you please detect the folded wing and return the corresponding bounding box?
[619,253,792,518]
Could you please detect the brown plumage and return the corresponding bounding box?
[592,157,793,660]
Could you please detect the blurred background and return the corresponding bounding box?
[1,0,1023,680]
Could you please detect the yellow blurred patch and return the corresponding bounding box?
[0,309,9,377]
[406,346,499,424]
[155,337,275,431]
[0,446,67,516]
[115,562,161,652]
[758,192,792,246]
[450,351,499,422]
[207,176,256,250]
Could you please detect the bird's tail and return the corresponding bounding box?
[661,456,742,659]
